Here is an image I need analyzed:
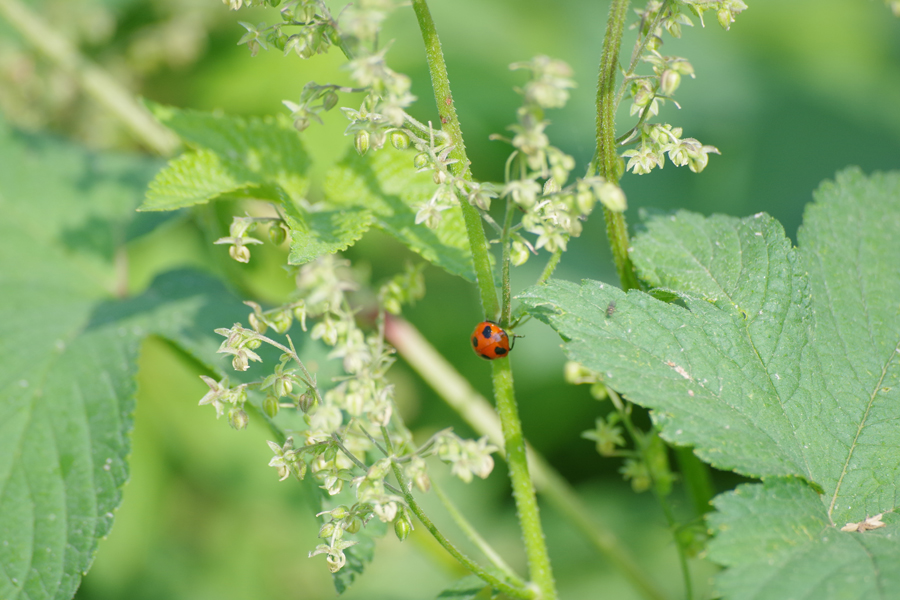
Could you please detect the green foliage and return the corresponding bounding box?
[0,123,257,600]
[435,574,491,599]
[331,534,376,595]
[708,479,900,600]
[519,168,900,598]
[325,147,475,281]
[141,105,311,211]
[284,205,373,265]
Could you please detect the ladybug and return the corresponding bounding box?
[471,320,513,360]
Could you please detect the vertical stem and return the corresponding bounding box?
[411,4,556,598]
[492,360,557,600]
[675,446,715,517]
[594,0,641,292]
[500,199,516,327]
[412,0,499,319]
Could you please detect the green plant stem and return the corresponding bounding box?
[411,0,498,319]
[411,4,554,594]
[537,249,564,286]
[675,446,715,517]
[594,0,641,292]
[500,199,516,326]
[0,0,179,156]
[491,360,556,600]
[385,316,666,600]
[432,482,526,588]
[382,428,534,600]
[608,389,692,600]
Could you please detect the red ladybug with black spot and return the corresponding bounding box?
[471,320,515,360]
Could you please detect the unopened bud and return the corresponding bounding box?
[263,395,279,418]
[660,70,681,97]
[394,515,411,541]
[228,408,249,430]
[717,8,734,30]
[322,91,339,111]
[413,152,429,170]
[354,130,370,155]
[367,458,392,481]
[390,131,410,150]
[298,391,316,413]
[270,310,293,334]
[268,223,287,245]
[318,521,336,539]
[597,183,627,213]
[542,177,561,195]
[344,515,362,534]
[229,244,251,263]
[248,312,267,334]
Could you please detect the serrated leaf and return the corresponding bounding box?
[520,213,811,478]
[436,574,490,599]
[0,123,250,600]
[325,147,475,281]
[140,105,309,211]
[519,169,900,599]
[142,149,255,211]
[283,204,373,265]
[707,479,900,600]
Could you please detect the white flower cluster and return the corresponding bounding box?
[200,252,500,575]
[489,56,628,262]
[619,0,745,175]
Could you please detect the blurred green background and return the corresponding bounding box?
[2,0,898,598]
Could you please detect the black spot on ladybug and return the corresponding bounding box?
[478,353,490,360]
[472,336,479,347]
[494,347,507,356]
[481,325,493,338]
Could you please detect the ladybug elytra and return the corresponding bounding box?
[471,320,513,360]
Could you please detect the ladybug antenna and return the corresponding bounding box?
[510,332,524,350]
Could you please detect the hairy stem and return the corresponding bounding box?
[382,428,534,599]
[385,316,666,600]
[594,0,641,291]
[412,0,498,319]
[0,0,179,156]
[492,360,556,599]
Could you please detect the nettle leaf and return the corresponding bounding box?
[282,203,373,266]
[142,149,255,211]
[519,168,900,599]
[141,105,310,211]
[0,123,249,600]
[435,574,491,599]
[325,147,475,281]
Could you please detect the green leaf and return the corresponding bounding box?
[436,574,490,599]
[0,123,249,600]
[142,149,255,211]
[331,529,376,595]
[140,105,310,211]
[519,168,900,599]
[707,479,900,600]
[283,204,373,265]
[325,147,475,281]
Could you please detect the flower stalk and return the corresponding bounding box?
[594,0,641,292]
[411,2,557,598]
